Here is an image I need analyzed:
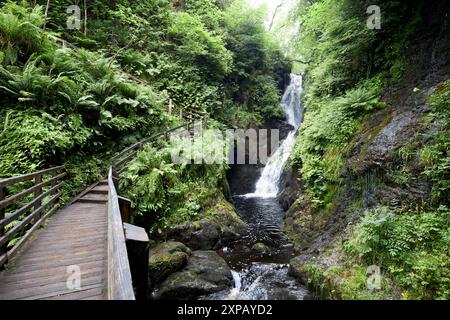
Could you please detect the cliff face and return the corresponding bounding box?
[283,2,450,299]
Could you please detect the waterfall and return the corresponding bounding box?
[247,74,304,198]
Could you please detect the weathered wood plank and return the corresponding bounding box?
[0,166,64,188]
[0,194,60,248]
[0,182,63,229]
[107,168,135,300]
[0,183,108,300]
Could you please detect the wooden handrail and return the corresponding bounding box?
[111,114,206,174]
[104,113,209,299]
[0,166,65,268]
[107,168,135,300]
[0,166,65,188]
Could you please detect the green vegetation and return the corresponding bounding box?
[290,0,423,207]
[289,0,449,300]
[120,129,229,230]
[344,206,450,300]
[0,0,289,254]
[292,82,384,206]
[0,0,289,204]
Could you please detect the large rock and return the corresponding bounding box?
[154,196,247,250]
[153,251,233,300]
[148,241,191,287]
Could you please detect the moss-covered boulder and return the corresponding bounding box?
[153,195,247,250]
[148,241,192,287]
[153,250,233,300]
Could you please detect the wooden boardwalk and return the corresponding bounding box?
[0,113,204,300]
[0,183,109,300]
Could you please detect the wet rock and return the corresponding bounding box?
[252,242,268,254]
[148,241,191,286]
[227,118,294,196]
[279,165,303,211]
[153,251,233,300]
[350,109,420,174]
[288,256,309,285]
[154,196,247,250]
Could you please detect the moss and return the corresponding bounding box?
[356,110,394,165]
[301,262,398,300]
[192,221,202,230]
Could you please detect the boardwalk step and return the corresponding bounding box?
[92,184,109,191]
[0,199,107,300]
[98,180,108,186]
[90,189,108,195]
[77,193,107,204]
[78,198,107,204]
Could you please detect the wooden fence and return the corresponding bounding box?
[106,109,208,299]
[0,166,66,267]
[106,167,135,300]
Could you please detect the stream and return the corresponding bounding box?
[207,74,311,300]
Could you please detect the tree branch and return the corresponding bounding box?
[269,0,284,31]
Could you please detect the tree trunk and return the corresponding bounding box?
[84,0,87,35]
[43,0,50,30]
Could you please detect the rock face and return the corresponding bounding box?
[148,241,191,287]
[227,118,294,196]
[282,1,450,299]
[152,250,233,300]
[154,196,247,250]
[279,165,303,211]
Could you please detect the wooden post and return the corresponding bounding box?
[164,129,168,142]
[189,110,193,133]
[35,174,42,219]
[123,223,149,301]
[0,186,5,257]
[168,99,173,115]
[179,110,183,120]
[118,196,132,224]
[51,170,58,196]
[84,0,87,35]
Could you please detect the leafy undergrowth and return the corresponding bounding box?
[120,129,231,232]
[344,206,450,300]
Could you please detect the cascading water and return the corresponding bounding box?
[207,74,311,300]
[248,74,303,197]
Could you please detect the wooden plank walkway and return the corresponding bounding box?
[0,182,109,300]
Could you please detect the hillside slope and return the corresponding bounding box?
[285,0,450,300]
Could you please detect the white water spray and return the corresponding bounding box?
[247,74,303,198]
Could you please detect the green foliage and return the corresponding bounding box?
[120,130,229,230]
[168,12,232,80]
[419,80,450,204]
[344,206,450,300]
[292,84,383,205]
[0,1,47,65]
[0,2,167,175]
[289,0,421,206]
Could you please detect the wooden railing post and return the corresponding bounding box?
[179,110,183,120]
[0,186,5,257]
[168,99,173,115]
[35,174,42,219]
[51,170,58,196]
[123,223,149,301]
[118,196,132,224]
[188,110,193,133]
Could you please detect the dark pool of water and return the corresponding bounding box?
[218,195,298,270]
